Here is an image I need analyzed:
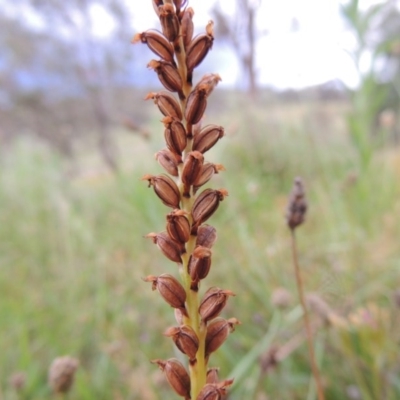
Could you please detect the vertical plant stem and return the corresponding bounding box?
[290,229,325,400]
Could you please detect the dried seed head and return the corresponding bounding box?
[143,274,187,315]
[196,224,217,248]
[181,7,194,49]
[185,85,208,125]
[145,232,185,263]
[189,246,212,290]
[159,4,180,42]
[163,116,187,156]
[286,177,307,230]
[181,151,204,197]
[186,21,214,72]
[199,287,235,322]
[142,174,181,209]
[191,188,228,234]
[205,318,240,356]
[206,368,220,384]
[166,209,191,243]
[151,358,191,398]
[193,125,224,154]
[133,29,174,63]
[193,163,225,194]
[48,356,79,394]
[145,91,182,120]
[155,149,180,176]
[196,379,234,400]
[148,60,184,98]
[164,325,199,361]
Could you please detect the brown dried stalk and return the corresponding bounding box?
[135,2,238,399]
[287,177,325,400]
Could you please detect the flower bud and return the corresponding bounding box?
[193,125,224,154]
[132,29,174,63]
[186,21,214,72]
[205,318,240,356]
[163,116,187,156]
[151,358,191,398]
[145,91,182,120]
[164,325,199,361]
[199,287,235,322]
[196,225,217,248]
[147,60,184,99]
[142,174,180,209]
[193,163,225,194]
[159,4,180,42]
[155,149,179,176]
[143,274,187,316]
[181,151,204,198]
[145,232,185,263]
[286,177,307,230]
[184,85,208,125]
[196,379,234,400]
[188,246,212,290]
[181,7,194,49]
[191,188,228,234]
[166,209,191,243]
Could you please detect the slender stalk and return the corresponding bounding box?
[290,229,325,400]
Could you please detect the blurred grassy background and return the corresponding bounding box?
[1,92,400,399]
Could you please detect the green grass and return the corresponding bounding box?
[1,99,400,400]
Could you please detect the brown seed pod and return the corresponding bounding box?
[145,91,182,120]
[145,232,185,263]
[205,318,240,357]
[196,225,217,248]
[184,85,208,125]
[163,116,187,156]
[147,60,184,98]
[206,368,220,384]
[132,29,174,63]
[193,163,225,194]
[193,125,224,154]
[142,174,181,209]
[152,0,163,16]
[186,21,214,72]
[286,177,307,230]
[164,325,199,361]
[199,287,235,322]
[143,274,187,315]
[196,379,234,400]
[181,7,194,49]
[159,4,180,42]
[194,73,222,97]
[191,188,228,234]
[151,358,191,398]
[155,149,180,176]
[181,151,204,198]
[173,0,188,14]
[188,246,212,290]
[166,209,191,243]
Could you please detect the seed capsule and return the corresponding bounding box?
[133,29,174,63]
[193,125,224,154]
[185,85,208,125]
[286,177,307,230]
[188,246,212,290]
[166,209,191,243]
[152,0,163,16]
[206,368,220,384]
[159,4,180,42]
[197,379,234,400]
[163,116,187,156]
[147,60,184,99]
[199,287,235,322]
[194,73,222,97]
[145,232,185,263]
[191,188,228,234]
[164,325,199,362]
[196,225,217,248]
[205,318,240,357]
[143,274,187,316]
[181,7,194,49]
[173,0,188,14]
[151,359,191,398]
[142,174,181,209]
[155,149,180,176]
[181,151,204,198]
[186,21,214,72]
[193,163,225,194]
[145,91,182,120]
